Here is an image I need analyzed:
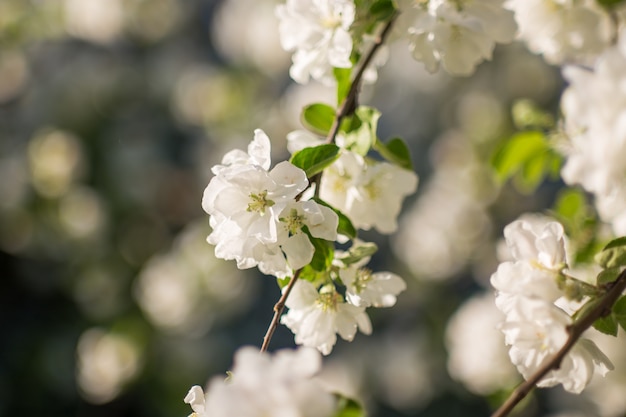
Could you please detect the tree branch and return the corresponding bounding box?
[262,14,398,352]
[491,269,626,417]
[325,13,398,146]
[261,268,302,353]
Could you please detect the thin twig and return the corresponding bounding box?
[261,269,302,352]
[325,13,398,146]
[491,270,626,417]
[261,14,399,353]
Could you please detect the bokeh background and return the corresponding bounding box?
[2,1,625,417]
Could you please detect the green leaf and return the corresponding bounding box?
[554,188,586,220]
[333,395,365,417]
[341,106,380,155]
[369,0,396,20]
[302,103,336,135]
[374,137,413,170]
[290,144,340,177]
[492,131,547,182]
[309,236,334,272]
[597,267,622,286]
[335,242,378,266]
[314,198,357,240]
[613,295,626,332]
[593,314,618,336]
[492,130,563,193]
[603,236,626,250]
[595,236,626,269]
[334,67,352,105]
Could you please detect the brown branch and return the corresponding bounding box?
[325,13,398,146]
[491,269,626,417]
[262,15,398,352]
[261,269,302,352]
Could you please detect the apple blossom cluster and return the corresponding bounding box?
[559,32,626,236]
[202,129,338,278]
[201,124,414,356]
[184,346,336,417]
[490,215,613,393]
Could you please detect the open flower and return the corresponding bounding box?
[500,296,612,394]
[339,260,406,308]
[202,129,309,275]
[281,280,372,355]
[320,151,418,234]
[276,0,355,84]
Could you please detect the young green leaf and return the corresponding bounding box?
[613,295,626,332]
[492,130,562,193]
[342,106,380,155]
[313,198,357,240]
[597,267,622,286]
[290,144,340,177]
[593,314,618,336]
[333,395,365,417]
[374,136,413,169]
[335,241,378,266]
[334,67,352,105]
[309,236,334,272]
[369,0,396,21]
[595,237,626,269]
[302,103,336,135]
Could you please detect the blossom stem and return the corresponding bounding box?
[260,269,302,352]
[491,269,626,417]
[324,13,398,146]
[311,13,397,201]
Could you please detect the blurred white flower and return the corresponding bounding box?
[185,346,336,417]
[276,0,355,85]
[500,296,612,394]
[490,216,566,310]
[396,0,517,76]
[508,0,614,65]
[445,292,518,395]
[560,34,626,235]
[281,280,372,355]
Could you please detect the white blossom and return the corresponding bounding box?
[339,260,406,308]
[320,151,418,234]
[445,292,518,395]
[184,346,336,417]
[276,0,355,85]
[281,280,372,355]
[560,34,626,235]
[396,0,517,76]
[507,0,614,65]
[490,215,567,309]
[276,200,339,271]
[500,296,612,394]
[202,129,312,276]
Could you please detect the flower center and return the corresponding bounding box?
[317,285,341,311]
[247,190,275,215]
[353,268,372,294]
[280,208,306,236]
